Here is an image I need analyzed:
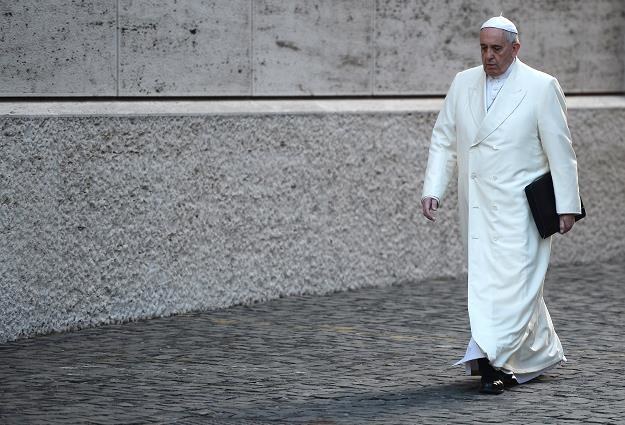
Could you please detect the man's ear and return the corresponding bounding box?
[512,42,521,56]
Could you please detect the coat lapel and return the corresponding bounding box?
[471,60,527,147]
[468,72,485,127]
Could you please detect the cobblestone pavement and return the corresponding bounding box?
[1,258,624,424]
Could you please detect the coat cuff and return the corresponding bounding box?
[421,195,441,204]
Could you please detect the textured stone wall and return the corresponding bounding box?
[1,98,624,342]
[1,0,624,97]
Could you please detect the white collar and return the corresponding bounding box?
[484,59,516,112]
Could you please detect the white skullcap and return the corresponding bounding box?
[481,15,518,34]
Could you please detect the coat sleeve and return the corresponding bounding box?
[537,78,582,214]
[421,74,459,205]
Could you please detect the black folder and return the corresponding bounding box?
[524,172,586,238]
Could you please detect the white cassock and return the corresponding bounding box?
[422,59,581,382]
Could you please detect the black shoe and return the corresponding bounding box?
[495,370,518,387]
[499,373,518,388]
[479,379,505,394]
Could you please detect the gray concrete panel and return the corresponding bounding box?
[118,0,251,96]
[0,1,116,96]
[1,100,624,342]
[374,0,500,95]
[500,0,625,94]
[253,0,374,96]
[375,0,625,95]
[1,1,623,97]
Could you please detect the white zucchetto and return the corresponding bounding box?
[481,15,518,34]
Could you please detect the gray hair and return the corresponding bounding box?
[504,29,520,44]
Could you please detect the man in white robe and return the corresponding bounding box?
[421,16,582,394]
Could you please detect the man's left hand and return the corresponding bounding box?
[559,214,576,234]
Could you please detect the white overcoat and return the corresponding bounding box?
[422,59,581,374]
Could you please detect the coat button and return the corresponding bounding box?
[471,172,477,179]
[492,205,498,210]
[492,175,498,181]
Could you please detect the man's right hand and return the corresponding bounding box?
[421,197,439,222]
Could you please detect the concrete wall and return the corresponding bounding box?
[1,0,624,97]
[1,97,624,342]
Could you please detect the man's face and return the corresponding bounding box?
[480,28,520,77]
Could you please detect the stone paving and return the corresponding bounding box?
[1,257,624,424]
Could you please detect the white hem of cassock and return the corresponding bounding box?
[454,337,566,384]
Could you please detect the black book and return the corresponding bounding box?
[524,172,586,239]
